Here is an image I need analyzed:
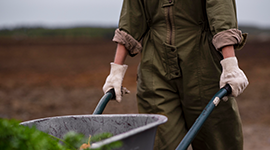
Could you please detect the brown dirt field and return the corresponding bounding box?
[0,37,269,149]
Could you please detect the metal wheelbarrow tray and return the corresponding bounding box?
[20,84,232,150]
[21,114,167,150]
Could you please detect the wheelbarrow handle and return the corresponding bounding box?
[92,88,116,114]
[176,84,232,150]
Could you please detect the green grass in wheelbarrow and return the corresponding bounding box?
[0,118,122,150]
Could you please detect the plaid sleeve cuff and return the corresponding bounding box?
[212,29,248,51]
[112,29,142,56]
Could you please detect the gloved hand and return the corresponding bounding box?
[103,63,130,102]
[220,57,249,99]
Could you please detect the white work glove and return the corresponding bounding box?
[220,57,249,99]
[103,63,130,102]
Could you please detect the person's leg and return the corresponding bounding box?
[137,68,186,150]
[180,42,243,150]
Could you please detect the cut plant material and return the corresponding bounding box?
[80,135,91,150]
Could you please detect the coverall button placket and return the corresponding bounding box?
[164,43,181,79]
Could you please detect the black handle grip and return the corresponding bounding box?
[107,88,116,100]
[223,84,232,96]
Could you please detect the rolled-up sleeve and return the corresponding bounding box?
[206,0,247,50]
[112,0,148,56]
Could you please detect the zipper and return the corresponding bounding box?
[144,0,151,27]
[167,6,173,45]
[166,0,173,45]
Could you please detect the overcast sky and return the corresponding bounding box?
[0,0,270,29]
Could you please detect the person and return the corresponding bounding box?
[102,0,249,150]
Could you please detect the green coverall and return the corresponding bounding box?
[113,0,246,149]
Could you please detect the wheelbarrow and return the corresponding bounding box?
[21,84,231,150]
[20,89,168,150]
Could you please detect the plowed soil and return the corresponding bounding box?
[0,37,269,149]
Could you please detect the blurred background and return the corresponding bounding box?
[0,0,269,149]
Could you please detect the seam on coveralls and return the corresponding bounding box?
[195,29,203,103]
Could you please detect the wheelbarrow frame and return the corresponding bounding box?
[93,88,115,114]
[20,84,231,150]
[95,85,232,150]
[176,84,232,150]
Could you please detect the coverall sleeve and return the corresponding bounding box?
[112,0,148,57]
[206,0,247,50]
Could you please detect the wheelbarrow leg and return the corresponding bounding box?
[176,84,232,150]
